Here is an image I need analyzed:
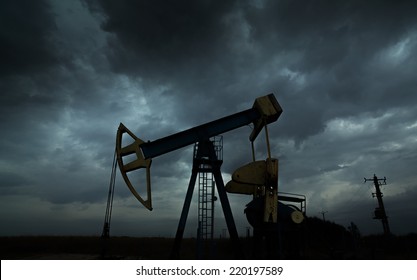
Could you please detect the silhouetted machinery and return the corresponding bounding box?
[115,93,304,258]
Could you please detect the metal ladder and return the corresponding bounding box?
[198,170,214,241]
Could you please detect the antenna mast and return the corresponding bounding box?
[364,174,391,235]
[319,210,328,222]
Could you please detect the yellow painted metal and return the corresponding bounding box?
[232,160,267,185]
[250,94,282,142]
[225,160,266,195]
[225,158,279,223]
[263,158,278,223]
[116,123,153,210]
[291,210,304,224]
[225,181,259,195]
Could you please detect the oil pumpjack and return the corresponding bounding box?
[113,93,304,258]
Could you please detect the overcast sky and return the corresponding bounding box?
[1,0,417,238]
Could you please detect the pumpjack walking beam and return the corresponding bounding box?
[115,93,283,258]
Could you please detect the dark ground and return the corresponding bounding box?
[1,218,416,260]
[1,234,416,260]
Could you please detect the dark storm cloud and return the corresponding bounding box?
[0,171,30,196]
[0,0,120,207]
[84,0,268,125]
[87,0,417,142]
[0,0,66,147]
[85,0,236,80]
[242,0,417,141]
[246,0,417,66]
[0,0,57,77]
